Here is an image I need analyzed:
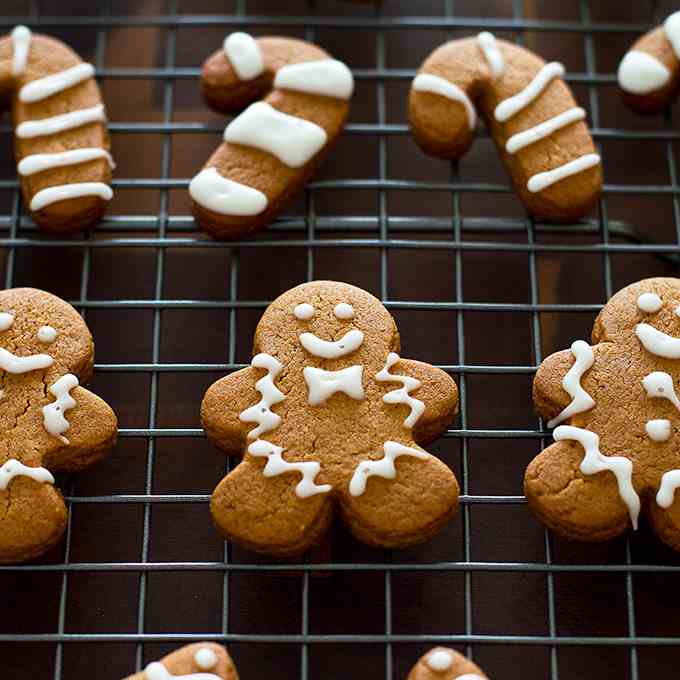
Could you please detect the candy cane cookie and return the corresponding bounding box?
[617,11,680,114]
[408,32,602,222]
[0,26,113,232]
[191,32,353,239]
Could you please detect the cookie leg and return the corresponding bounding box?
[211,459,333,557]
[524,441,632,542]
[339,446,459,548]
[0,479,67,563]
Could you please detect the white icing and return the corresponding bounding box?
[505,107,585,155]
[637,292,663,313]
[333,303,354,319]
[412,73,476,130]
[0,313,14,331]
[194,648,218,670]
[657,469,680,508]
[223,31,264,81]
[18,148,114,177]
[546,340,595,428]
[375,352,424,428]
[527,153,600,193]
[299,329,364,359]
[11,25,31,77]
[477,31,504,79]
[457,676,485,680]
[349,441,429,497]
[16,103,106,139]
[0,459,54,491]
[19,63,95,103]
[224,101,327,168]
[189,167,267,216]
[303,365,364,405]
[0,346,53,373]
[426,649,454,672]
[553,425,640,528]
[238,353,285,439]
[144,660,220,680]
[664,11,680,60]
[675,304,680,318]
[617,51,671,95]
[248,439,331,498]
[646,419,672,442]
[636,324,680,359]
[274,59,354,100]
[30,182,113,211]
[642,371,680,411]
[494,61,565,122]
[42,373,78,444]
[37,325,57,343]
[294,303,315,320]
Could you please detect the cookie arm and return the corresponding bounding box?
[533,348,577,424]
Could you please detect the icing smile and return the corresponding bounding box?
[636,323,680,359]
[299,329,364,359]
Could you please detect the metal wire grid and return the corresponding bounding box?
[0,1,678,680]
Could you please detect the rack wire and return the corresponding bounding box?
[1,1,679,679]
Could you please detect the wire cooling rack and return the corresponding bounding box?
[1,1,680,679]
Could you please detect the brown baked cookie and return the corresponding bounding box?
[0,26,113,232]
[525,277,680,550]
[408,32,601,222]
[201,280,459,556]
[0,287,117,563]
[122,643,238,680]
[190,32,353,239]
[408,648,489,680]
[617,11,680,113]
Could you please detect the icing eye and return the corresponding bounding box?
[294,302,315,320]
[37,325,58,343]
[637,292,662,313]
[0,312,14,331]
[334,302,354,319]
[194,647,218,670]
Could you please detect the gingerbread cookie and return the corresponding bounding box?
[525,277,680,549]
[190,32,353,239]
[0,287,117,563]
[122,643,237,680]
[617,11,680,113]
[408,32,601,222]
[408,648,489,680]
[0,26,113,232]
[201,280,459,555]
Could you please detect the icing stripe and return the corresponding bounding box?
[349,441,429,497]
[657,469,680,508]
[224,101,327,168]
[617,51,670,95]
[477,31,505,79]
[189,167,267,216]
[19,63,95,103]
[223,31,264,81]
[546,340,595,428]
[42,374,78,444]
[18,148,114,176]
[30,182,113,211]
[527,153,600,193]
[664,11,680,61]
[239,353,286,439]
[16,104,106,139]
[412,73,476,130]
[506,107,586,155]
[274,59,354,100]
[636,324,680,359]
[375,352,424,428]
[0,346,53,373]
[494,62,565,122]
[248,439,331,498]
[0,459,54,490]
[11,25,31,76]
[553,425,640,528]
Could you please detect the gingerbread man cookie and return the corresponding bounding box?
[190,32,353,239]
[201,281,459,555]
[408,647,489,680]
[0,26,113,232]
[0,288,117,563]
[525,277,680,550]
[123,643,237,680]
[408,32,601,222]
[617,11,680,114]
